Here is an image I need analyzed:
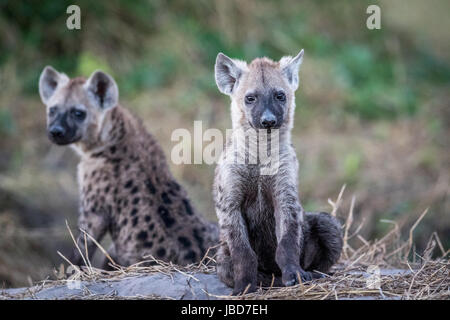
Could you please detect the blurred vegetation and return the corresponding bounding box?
[0,0,449,287]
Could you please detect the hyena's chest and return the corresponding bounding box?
[240,174,278,262]
[240,169,275,216]
[78,160,111,205]
[77,159,116,213]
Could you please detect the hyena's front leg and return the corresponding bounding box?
[69,209,108,267]
[273,184,311,286]
[217,207,258,295]
[216,240,234,288]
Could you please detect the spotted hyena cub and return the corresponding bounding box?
[39,66,218,268]
[213,51,343,294]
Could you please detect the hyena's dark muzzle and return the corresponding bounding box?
[47,111,80,145]
[260,110,277,129]
[249,91,286,130]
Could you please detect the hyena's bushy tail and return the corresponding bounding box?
[301,211,343,273]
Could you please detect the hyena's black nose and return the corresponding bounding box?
[49,126,66,138]
[261,114,277,129]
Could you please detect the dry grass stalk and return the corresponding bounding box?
[1,189,448,300]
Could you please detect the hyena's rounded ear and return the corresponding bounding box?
[84,70,119,111]
[39,66,69,104]
[215,53,247,95]
[280,49,304,91]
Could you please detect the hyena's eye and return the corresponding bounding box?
[70,108,86,121]
[274,91,286,102]
[245,95,256,104]
[48,106,57,116]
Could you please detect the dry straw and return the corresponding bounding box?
[1,186,448,300]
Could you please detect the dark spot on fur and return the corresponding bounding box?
[110,158,121,164]
[144,241,153,248]
[157,248,166,257]
[130,208,138,216]
[166,182,180,197]
[157,206,175,228]
[132,217,139,227]
[184,251,196,261]
[137,231,148,241]
[145,215,151,222]
[121,218,128,226]
[161,192,171,204]
[178,237,191,248]
[193,228,205,251]
[131,186,139,194]
[182,199,194,216]
[132,197,140,205]
[124,180,133,188]
[173,182,181,191]
[158,236,165,243]
[110,146,116,154]
[145,179,156,194]
[104,185,110,193]
[148,223,155,231]
[124,164,130,170]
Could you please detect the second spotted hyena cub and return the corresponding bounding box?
[213,51,343,294]
[39,67,218,268]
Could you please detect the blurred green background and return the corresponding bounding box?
[0,0,448,287]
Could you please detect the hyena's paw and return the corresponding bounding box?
[281,265,317,286]
[311,271,328,279]
[232,280,257,295]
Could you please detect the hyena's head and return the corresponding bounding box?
[39,66,118,145]
[214,50,304,131]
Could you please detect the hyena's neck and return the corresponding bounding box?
[72,106,131,160]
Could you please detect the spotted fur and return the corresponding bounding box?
[39,67,218,268]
